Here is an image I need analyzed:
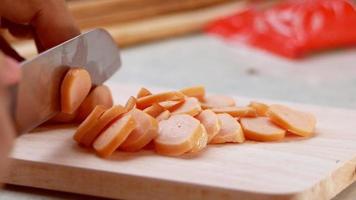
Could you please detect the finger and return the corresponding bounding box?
[0,0,80,51]
[1,19,32,39]
[0,35,24,62]
[32,29,45,53]
[1,18,45,52]
[0,52,21,86]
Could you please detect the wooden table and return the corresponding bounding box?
[1,34,356,199]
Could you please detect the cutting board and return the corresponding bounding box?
[4,84,356,200]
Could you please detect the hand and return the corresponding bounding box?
[0,52,20,182]
[0,0,80,60]
[0,0,79,182]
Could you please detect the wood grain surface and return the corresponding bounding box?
[69,0,234,29]
[4,84,356,200]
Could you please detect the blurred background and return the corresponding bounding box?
[2,0,251,57]
[2,0,354,109]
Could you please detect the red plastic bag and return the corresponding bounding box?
[206,0,356,59]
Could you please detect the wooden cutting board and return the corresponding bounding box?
[4,84,356,200]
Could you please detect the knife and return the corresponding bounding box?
[10,28,121,135]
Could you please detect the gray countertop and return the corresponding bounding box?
[1,34,355,199]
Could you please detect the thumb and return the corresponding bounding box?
[0,52,20,182]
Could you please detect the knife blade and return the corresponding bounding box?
[10,28,121,135]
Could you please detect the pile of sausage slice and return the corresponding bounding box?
[55,68,317,158]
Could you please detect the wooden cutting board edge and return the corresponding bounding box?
[6,142,356,200]
[4,158,308,200]
[297,158,356,200]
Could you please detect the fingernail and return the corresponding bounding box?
[1,56,21,85]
